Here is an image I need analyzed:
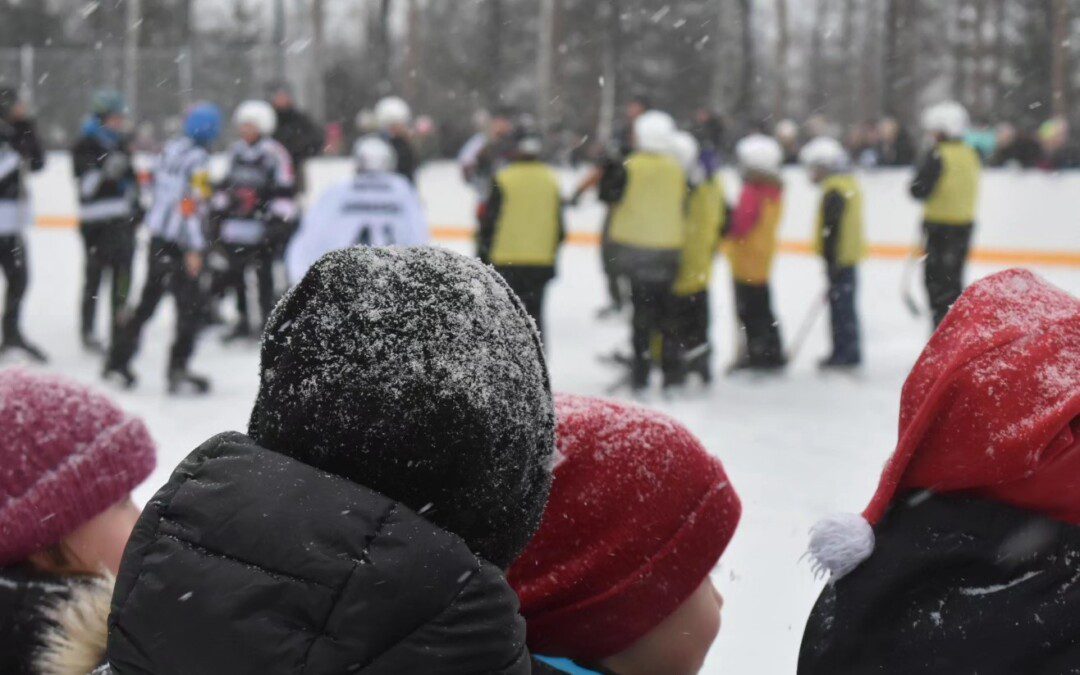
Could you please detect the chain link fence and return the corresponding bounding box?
[0,45,279,148]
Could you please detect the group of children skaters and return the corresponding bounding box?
[0,249,1076,675]
[478,98,984,389]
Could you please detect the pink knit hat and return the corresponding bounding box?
[0,369,156,566]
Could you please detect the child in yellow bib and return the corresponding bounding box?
[910,101,981,327]
[800,137,866,369]
[669,132,727,385]
[477,134,564,342]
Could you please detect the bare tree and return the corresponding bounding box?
[597,0,621,143]
[991,0,1008,110]
[1050,0,1070,117]
[485,0,504,108]
[310,0,325,121]
[972,0,987,117]
[807,0,830,115]
[773,0,790,122]
[736,0,757,120]
[537,0,556,132]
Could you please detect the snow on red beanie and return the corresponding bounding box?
[508,394,741,662]
[0,369,156,566]
[811,270,1080,579]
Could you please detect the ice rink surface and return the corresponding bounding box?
[12,158,1080,672]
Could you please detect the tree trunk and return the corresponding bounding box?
[807,0,829,115]
[403,0,422,102]
[840,0,857,126]
[991,0,1008,110]
[598,0,620,143]
[883,0,919,128]
[310,0,326,122]
[861,0,883,123]
[773,0,790,122]
[485,0,504,109]
[736,0,757,122]
[124,0,141,119]
[972,0,987,118]
[537,0,556,133]
[377,0,393,94]
[1050,0,1070,117]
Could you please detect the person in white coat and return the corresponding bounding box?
[286,135,429,284]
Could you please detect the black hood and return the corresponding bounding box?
[107,433,531,674]
[800,492,1080,674]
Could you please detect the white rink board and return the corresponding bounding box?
[26,153,1080,254]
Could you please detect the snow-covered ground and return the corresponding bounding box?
[11,158,1080,672]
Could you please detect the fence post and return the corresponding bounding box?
[19,45,33,110]
[178,46,194,109]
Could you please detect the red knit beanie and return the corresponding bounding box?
[811,270,1080,580]
[508,394,741,662]
[0,369,156,566]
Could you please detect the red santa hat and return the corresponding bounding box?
[508,394,741,662]
[811,269,1080,580]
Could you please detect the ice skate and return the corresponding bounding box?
[167,368,211,395]
[0,336,48,364]
[102,363,138,390]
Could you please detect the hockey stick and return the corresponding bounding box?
[901,232,928,317]
[786,291,829,364]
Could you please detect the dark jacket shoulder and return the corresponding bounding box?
[107,432,531,674]
[800,492,1080,675]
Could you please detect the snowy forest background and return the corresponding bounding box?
[0,0,1074,152]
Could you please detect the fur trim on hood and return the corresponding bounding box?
[36,574,112,675]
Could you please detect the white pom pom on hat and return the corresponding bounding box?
[807,512,876,582]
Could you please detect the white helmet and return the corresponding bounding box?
[799,136,849,171]
[352,134,398,173]
[374,96,412,130]
[736,134,784,175]
[233,100,277,135]
[775,118,799,141]
[633,110,677,153]
[922,101,970,138]
[670,131,700,173]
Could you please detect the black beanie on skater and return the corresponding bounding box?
[249,246,555,569]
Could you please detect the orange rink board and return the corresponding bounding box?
[36,217,1080,268]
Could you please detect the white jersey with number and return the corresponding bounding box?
[286,171,429,283]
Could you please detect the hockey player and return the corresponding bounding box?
[801,136,867,369]
[286,135,428,284]
[212,100,297,341]
[910,101,981,328]
[72,90,139,352]
[0,88,46,361]
[104,103,223,394]
[477,133,564,342]
[670,130,727,385]
[605,110,687,390]
[374,96,417,184]
[726,134,786,373]
[569,95,652,318]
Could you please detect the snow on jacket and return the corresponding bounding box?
[105,432,532,674]
[0,566,111,675]
[285,171,429,283]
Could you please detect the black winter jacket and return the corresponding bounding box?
[800,493,1080,674]
[106,432,533,674]
[0,119,44,202]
